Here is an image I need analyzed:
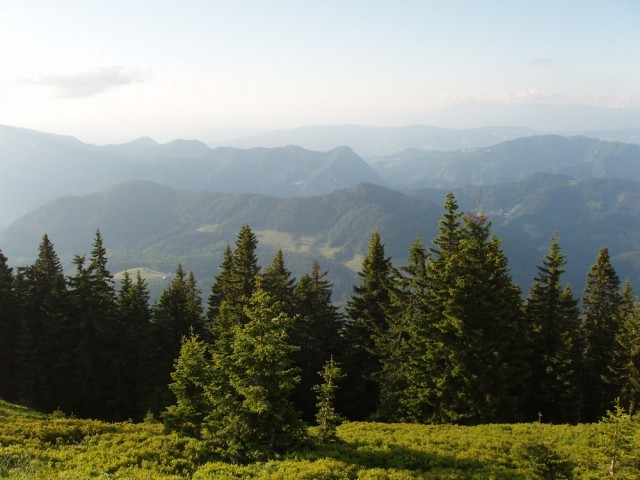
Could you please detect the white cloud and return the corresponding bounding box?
[22,66,150,98]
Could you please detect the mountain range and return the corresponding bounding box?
[2,176,639,303]
[1,123,639,302]
[3,124,640,227]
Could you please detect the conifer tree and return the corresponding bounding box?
[148,264,204,413]
[0,249,18,401]
[404,193,464,423]
[523,234,581,423]
[67,231,118,418]
[291,260,343,421]
[209,226,261,352]
[608,281,640,415]
[581,247,623,421]
[15,234,69,411]
[405,197,526,424]
[112,270,153,420]
[343,231,397,420]
[261,249,296,314]
[163,332,213,439]
[313,356,344,443]
[203,279,303,462]
[439,213,525,423]
[208,244,233,321]
[230,224,261,302]
[380,237,427,422]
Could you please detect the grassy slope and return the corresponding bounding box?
[1,399,638,479]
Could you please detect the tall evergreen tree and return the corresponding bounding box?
[0,250,18,401]
[209,226,261,352]
[523,233,582,423]
[15,234,69,411]
[203,279,303,462]
[261,249,296,314]
[163,332,213,439]
[450,215,527,422]
[291,260,344,421]
[403,193,464,423]
[379,237,427,422]
[343,231,397,420]
[405,199,526,424]
[208,244,234,325]
[581,247,623,421]
[112,270,153,420]
[148,264,204,413]
[230,225,261,302]
[608,281,640,415]
[67,231,118,418]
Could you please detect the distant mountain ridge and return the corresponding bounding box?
[0,124,382,225]
[211,124,540,158]
[371,135,640,188]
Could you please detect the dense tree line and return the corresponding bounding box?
[1,194,639,461]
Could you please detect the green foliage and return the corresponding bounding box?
[290,259,344,421]
[0,249,18,401]
[523,233,582,423]
[404,196,526,424]
[202,280,304,463]
[163,333,213,439]
[609,282,640,416]
[313,357,345,443]
[581,247,623,421]
[3,398,640,479]
[344,231,398,420]
[598,405,640,479]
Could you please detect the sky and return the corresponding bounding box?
[1,0,639,144]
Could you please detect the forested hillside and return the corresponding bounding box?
[371,135,640,188]
[2,194,639,475]
[2,174,640,301]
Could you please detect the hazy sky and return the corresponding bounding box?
[1,1,639,144]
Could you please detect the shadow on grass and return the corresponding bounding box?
[299,437,522,477]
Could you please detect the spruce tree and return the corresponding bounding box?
[163,332,213,439]
[67,231,118,418]
[581,247,623,421]
[112,270,153,420]
[313,356,344,443]
[230,225,261,302]
[380,237,427,422]
[404,193,464,423]
[15,234,69,411]
[208,244,233,321]
[209,226,261,353]
[608,281,640,415]
[261,249,296,314]
[291,260,344,421]
[148,264,204,413]
[523,234,581,423]
[0,249,18,401]
[343,231,397,420]
[203,279,303,462]
[405,198,526,424]
[439,213,525,423]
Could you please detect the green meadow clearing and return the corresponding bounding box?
[1,399,638,479]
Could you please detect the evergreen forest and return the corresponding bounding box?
[1,193,639,477]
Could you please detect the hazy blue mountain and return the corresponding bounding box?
[2,176,639,302]
[424,102,640,132]
[212,124,540,158]
[0,125,382,226]
[371,135,640,188]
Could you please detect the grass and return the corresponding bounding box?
[1,399,638,479]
